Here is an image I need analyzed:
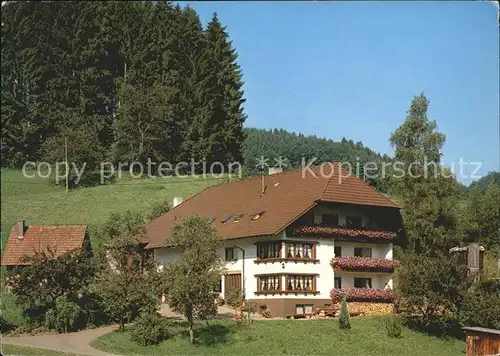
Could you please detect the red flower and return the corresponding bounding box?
[330,257,399,271]
[330,288,394,302]
[292,225,397,241]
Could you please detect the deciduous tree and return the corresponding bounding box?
[163,215,224,343]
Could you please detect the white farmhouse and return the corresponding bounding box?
[145,163,403,318]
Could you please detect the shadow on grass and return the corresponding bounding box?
[175,321,235,346]
[404,316,465,340]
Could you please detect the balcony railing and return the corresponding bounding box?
[330,257,399,272]
[291,225,397,242]
[330,287,394,302]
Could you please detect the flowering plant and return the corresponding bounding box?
[292,225,397,241]
[330,288,394,302]
[330,257,399,271]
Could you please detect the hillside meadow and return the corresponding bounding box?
[1,169,228,250]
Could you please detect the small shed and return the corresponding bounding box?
[462,327,500,356]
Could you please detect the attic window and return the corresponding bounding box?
[233,214,244,223]
[221,215,232,223]
[250,211,265,221]
[207,217,215,224]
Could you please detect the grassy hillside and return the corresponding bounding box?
[1,169,226,249]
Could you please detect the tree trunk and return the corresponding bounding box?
[187,307,194,344]
[189,322,194,344]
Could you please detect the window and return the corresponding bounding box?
[354,277,372,289]
[221,215,232,223]
[257,242,281,259]
[250,211,265,221]
[225,247,236,261]
[207,217,215,224]
[346,216,362,228]
[295,304,313,315]
[286,275,315,291]
[322,214,339,226]
[334,246,342,257]
[354,247,372,258]
[334,277,342,289]
[285,242,314,259]
[257,275,281,292]
[233,214,244,222]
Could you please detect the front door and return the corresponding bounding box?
[224,273,242,299]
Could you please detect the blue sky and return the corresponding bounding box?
[183,1,499,185]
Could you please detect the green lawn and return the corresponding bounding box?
[2,344,81,356]
[92,318,465,356]
[1,168,227,249]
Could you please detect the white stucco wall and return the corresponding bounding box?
[154,228,394,301]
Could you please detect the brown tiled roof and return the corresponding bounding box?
[1,225,87,266]
[145,163,398,248]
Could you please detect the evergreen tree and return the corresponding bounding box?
[202,13,247,166]
[389,93,460,253]
[339,297,351,329]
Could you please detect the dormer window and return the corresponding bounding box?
[207,217,215,224]
[250,211,265,221]
[233,214,244,222]
[221,215,232,223]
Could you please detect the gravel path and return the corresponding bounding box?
[2,325,121,356]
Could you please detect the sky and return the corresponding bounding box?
[182,1,499,185]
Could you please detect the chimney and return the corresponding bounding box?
[17,220,25,239]
[172,196,183,208]
[268,167,283,175]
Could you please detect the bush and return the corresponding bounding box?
[148,199,170,220]
[45,296,81,333]
[131,313,170,346]
[460,279,500,329]
[339,297,351,329]
[262,309,272,319]
[225,290,244,312]
[385,311,402,338]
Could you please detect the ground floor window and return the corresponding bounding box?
[286,275,315,291]
[354,277,372,288]
[257,275,281,292]
[295,304,313,315]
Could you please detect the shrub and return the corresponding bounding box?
[225,290,244,312]
[148,200,170,220]
[131,313,170,346]
[339,297,351,329]
[460,279,500,329]
[45,296,81,333]
[262,309,272,318]
[385,310,402,338]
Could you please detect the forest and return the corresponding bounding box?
[1,1,246,173]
